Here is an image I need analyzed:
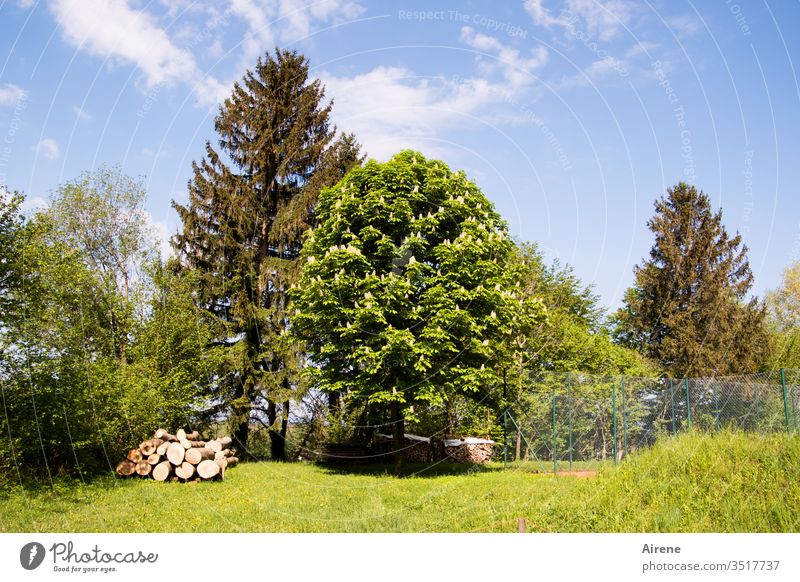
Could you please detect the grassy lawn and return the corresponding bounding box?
[1,432,798,533]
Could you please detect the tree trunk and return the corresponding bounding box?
[268,400,290,461]
[392,400,405,474]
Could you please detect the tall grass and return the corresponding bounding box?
[0,431,797,532]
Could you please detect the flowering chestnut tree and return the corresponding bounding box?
[291,151,544,468]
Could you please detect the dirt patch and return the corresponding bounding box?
[555,470,597,478]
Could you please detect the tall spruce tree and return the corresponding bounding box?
[172,50,362,459]
[613,182,767,377]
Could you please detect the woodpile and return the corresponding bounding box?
[115,429,239,482]
[443,438,495,463]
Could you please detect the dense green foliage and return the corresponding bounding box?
[0,174,221,487]
[765,261,800,369]
[2,431,796,532]
[517,241,656,377]
[172,49,362,459]
[291,151,544,456]
[613,182,768,377]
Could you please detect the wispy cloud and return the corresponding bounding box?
[229,0,365,68]
[524,0,635,41]
[0,83,27,106]
[73,105,91,121]
[50,0,199,89]
[460,26,548,88]
[33,138,60,160]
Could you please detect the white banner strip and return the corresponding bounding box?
[2,533,798,581]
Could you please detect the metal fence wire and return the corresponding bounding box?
[503,369,800,474]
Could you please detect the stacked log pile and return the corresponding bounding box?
[443,438,495,463]
[115,429,239,482]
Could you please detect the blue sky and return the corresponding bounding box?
[1,0,799,312]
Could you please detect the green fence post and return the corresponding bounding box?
[685,378,692,430]
[782,369,792,434]
[567,373,573,470]
[612,380,618,465]
[669,378,676,435]
[622,375,628,459]
[754,381,759,430]
[552,386,557,476]
[792,384,798,434]
[503,409,508,470]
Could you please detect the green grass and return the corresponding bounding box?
[1,431,798,532]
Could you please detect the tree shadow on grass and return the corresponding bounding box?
[317,460,504,479]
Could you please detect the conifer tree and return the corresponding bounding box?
[172,50,362,458]
[613,182,767,377]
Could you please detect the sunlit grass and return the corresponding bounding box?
[1,431,797,532]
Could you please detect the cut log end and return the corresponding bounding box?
[115,460,136,477]
[152,460,172,482]
[166,442,185,466]
[197,459,221,479]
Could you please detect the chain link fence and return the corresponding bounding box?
[504,369,800,474]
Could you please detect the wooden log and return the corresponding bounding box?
[215,458,227,480]
[197,459,220,479]
[185,447,215,465]
[152,460,172,482]
[179,438,207,450]
[115,460,136,477]
[135,460,152,477]
[214,449,234,460]
[146,453,161,465]
[156,441,171,456]
[154,429,177,442]
[226,457,238,467]
[175,461,195,480]
[126,448,143,463]
[176,429,200,442]
[139,438,164,456]
[207,436,233,453]
[166,442,185,465]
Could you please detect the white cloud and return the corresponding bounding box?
[525,0,634,41]
[141,147,168,160]
[33,138,60,160]
[665,14,702,38]
[17,0,35,9]
[0,83,27,106]
[50,0,198,88]
[73,105,91,121]
[460,26,548,88]
[229,0,364,68]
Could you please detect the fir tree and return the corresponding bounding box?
[613,182,767,377]
[172,50,362,458]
